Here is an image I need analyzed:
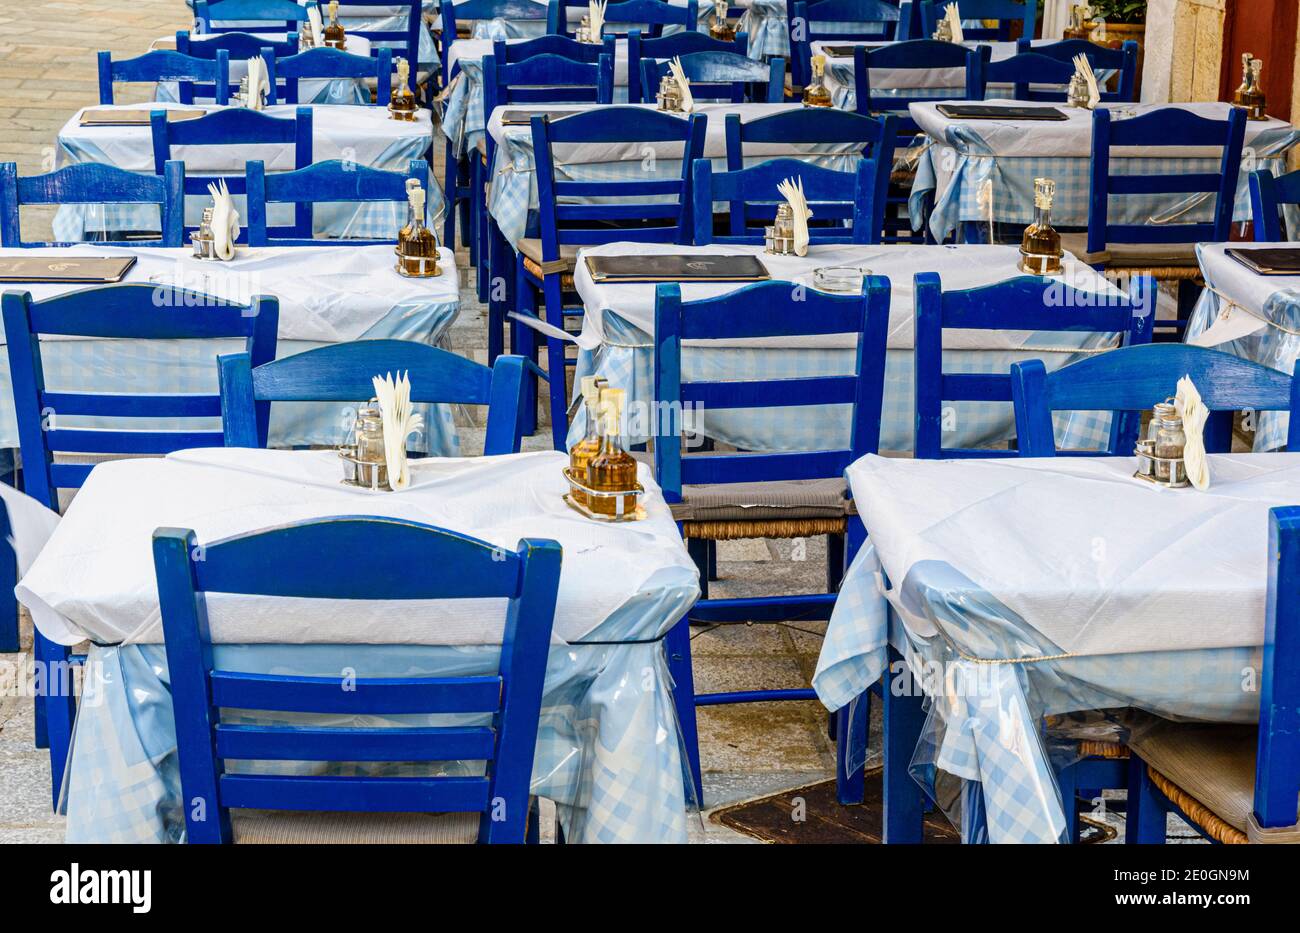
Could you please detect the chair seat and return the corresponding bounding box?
[518,238,580,276]
[231,808,481,844]
[1128,720,1270,841]
[1059,233,1201,269]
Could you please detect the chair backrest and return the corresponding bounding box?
[852,40,984,131]
[245,157,425,246]
[1250,168,1300,242]
[267,45,393,104]
[1,161,185,249]
[440,0,551,84]
[626,28,747,105]
[983,50,1078,102]
[921,0,1036,41]
[483,52,615,110]
[219,341,527,454]
[550,0,699,39]
[1087,106,1247,254]
[692,156,883,245]
[652,278,890,499]
[98,49,230,106]
[1010,343,1300,458]
[721,109,894,240]
[194,0,308,35]
[913,271,1156,459]
[151,106,313,237]
[1258,505,1300,831]
[529,107,706,263]
[323,0,423,94]
[492,34,614,67]
[788,0,906,86]
[639,50,784,103]
[2,285,279,510]
[1016,38,1138,103]
[175,30,295,103]
[154,518,561,844]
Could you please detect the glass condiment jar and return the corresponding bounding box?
[709,0,736,41]
[586,389,638,517]
[657,74,682,111]
[1241,58,1267,120]
[568,375,608,507]
[323,0,347,48]
[396,182,440,276]
[1150,400,1186,484]
[802,54,833,108]
[1018,177,1063,275]
[389,57,418,120]
[1232,53,1254,108]
[348,403,389,489]
[765,203,796,255]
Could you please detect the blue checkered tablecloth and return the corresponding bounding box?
[63,592,697,843]
[739,0,886,59]
[814,541,1262,844]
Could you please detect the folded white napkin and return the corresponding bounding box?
[776,176,813,257]
[1074,53,1100,108]
[589,0,606,39]
[945,3,964,43]
[668,56,694,113]
[1175,375,1210,491]
[245,55,269,110]
[207,179,240,261]
[372,371,424,491]
[307,3,325,46]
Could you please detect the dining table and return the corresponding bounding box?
[0,242,461,453]
[908,100,1300,244]
[1186,240,1300,452]
[51,100,439,243]
[816,450,1297,843]
[567,240,1126,454]
[15,447,700,843]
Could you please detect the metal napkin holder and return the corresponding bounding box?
[1133,439,1189,489]
[561,467,646,522]
[339,448,391,491]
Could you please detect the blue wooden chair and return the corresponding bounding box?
[97,49,231,106]
[244,157,426,246]
[2,284,279,809]
[194,0,308,35]
[1063,106,1247,339]
[654,277,891,800]
[323,0,424,97]
[439,0,551,88]
[1016,38,1139,103]
[219,341,528,454]
[154,517,561,844]
[174,30,296,103]
[920,0,1036,41]
[266,46,393,105]
[1126,505,1300,845]
[692,157,883,245]
[913,272,1155,459]
[1010,343,1300,458]
[788,0,908,88]
[518,108,706,449]
[1249,168,1300,242]
[720,109,895,240]
[150,106,313,239]
[852,40,984,243]
[626,29,747,106]
[639,50,785,103]
[983,50,1079,101]
[549,0,699,39]
[0,161,185,248]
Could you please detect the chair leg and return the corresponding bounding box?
[687,536,709,600]
[457,158,472,249]
[0,531,18,654]
[826,531,846,593]
[33,630,75,810]
[541,274,570,452]
[882,647,925,843]
[486,220,509,366]
[664,618,704,805]
[442,137,459,251]
[706,539,718,582]
[835,690,870,804]
[513,258,538,437]
[1125,754,1168,844]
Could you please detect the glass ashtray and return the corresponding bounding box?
[812,266,871,294]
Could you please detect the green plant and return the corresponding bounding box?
[1085,0,1147,24]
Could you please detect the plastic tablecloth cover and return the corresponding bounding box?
[815,453,1293,842]
[15,449,701,842]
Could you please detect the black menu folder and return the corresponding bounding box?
[499,110,578,126]
[936,104,1069,121]
[79,108,206,127]
[1226,248,1300,276]
[584,253,771,284]
[0,256,138,284]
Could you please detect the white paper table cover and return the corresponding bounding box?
[1186,242,1300,452]
[0,244,461,452]
[18,447,699,648]
[814,452,1293,842]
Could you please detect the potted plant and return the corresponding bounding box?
[1086,0,1147,45]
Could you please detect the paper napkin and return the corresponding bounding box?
[776,176,813,257]
[668,56,695,113]
[372,371,424,491]
[207,179,240,261]
[1175,375,1210,491]
[307,3,325,47]
[245,55,269,110]
[1074,53,1100,108]
[945,3,964,43]
[589,0,607,39]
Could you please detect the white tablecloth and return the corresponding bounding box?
[18,448,698,648]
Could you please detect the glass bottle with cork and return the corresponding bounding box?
[586,388,639,517]
[568,375,608,506]
[1241,58,1267,120]
[323,0,347,49]
[802,54,833,108]
[1018,177,1063,275]
[396,182,440,277]
[389,57,418,120]
[1063,4,1092,41]
[709,0,736,41]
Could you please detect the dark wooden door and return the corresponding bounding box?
[1219,0,1298,121]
